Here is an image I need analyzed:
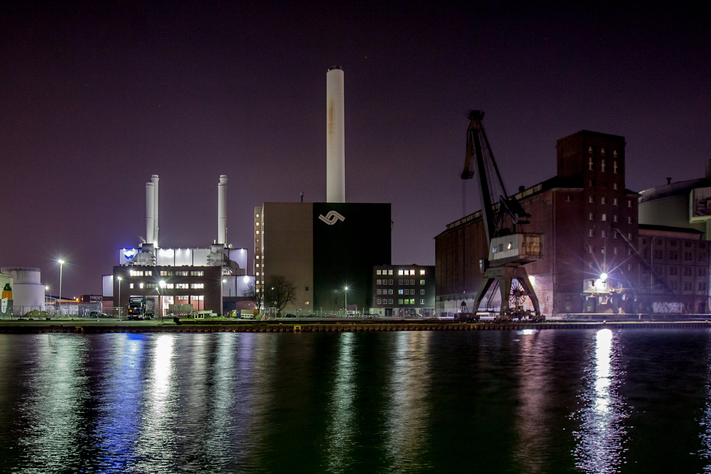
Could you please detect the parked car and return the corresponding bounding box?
[284,313,297,318]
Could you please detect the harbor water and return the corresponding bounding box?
[1,329,711,473]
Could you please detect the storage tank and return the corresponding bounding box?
[0,267,44,315]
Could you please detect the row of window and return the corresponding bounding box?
[128,270,205,277]
[128,283,204,289]
[666,281,708,292]
[376,279,426,286]
[643,239,706,249]
[588,147,618,157]
[588,213,633,224]
[588,196,623,205]
[647,250,708,262]
[375,298,426,305]
[648,266,707,277]
[588,157,619,173]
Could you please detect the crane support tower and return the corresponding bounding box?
[462,110,544,322]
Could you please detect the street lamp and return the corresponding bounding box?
[222,279,227,317]
[344,286,349,316]
[159,280,166,322]
[117,276,122,319]
[57,259,65,316]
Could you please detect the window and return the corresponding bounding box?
[601,159,606,172]
[398,289,404,295]
[376,279,381,285]
[601,148,606,156]
[699,253,707,262]
[601,230,606,238]
[628,200,632,208]
[377,299,382,305]
[145,271,152,276]
[589,195,594,203]
[628,217,632,224]
[190,271,204,277]
[175,271,188,276]
[613,215,618,223]
[653,250,663,259]
[613,150,618,157]
[684,282,692,291]
[588,156,593,170]
[410,279,415,285]
[685,241,693,248]
[398,270,404,275]
[589,229,594,237]
[613,161,618,174]
[420,289,425,295]
[389,279,393,285]
[190,283,204,289]
[388,270,393,275]
[601,197,606,204]
[699,282,708,292]
[129,283,134,289]
[160,271,173,276]
[684,267,693,276]
[601,247,606,254]
[670,251,678,260]
[176,283,189,289]
[410,299,415,305]
[377,289,382,295]
[613,183,618,190]
[410,270,416,276]
[420,279,425,285]
[398,279,403,285]
[165,283,174,289]
[671,241,678,246]
[398,299,403,305]
[588,245,594,254]
[139,283,144,289]
[601,214,607,221]
[420,299,425,305]
[699,268,707,277]
[589,213,594,220]
[671,282,678,291]
[129,270,143,277]
[613,247,618,255]
[388,289,393,295]
[566,195,572,202]
[684,252,693,261]
[588,146,593,153]
[613,198,618,206]
[388,299,393,304]
[420,269,426,275]
[376,270,382,275]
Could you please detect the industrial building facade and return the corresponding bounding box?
[255,202,392,314]
[436,130,642,315]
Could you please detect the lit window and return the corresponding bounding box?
[420,269,425,275]
[256,255,260,259]
[613,150,618,157]
[601,148,606,155]
[613,183,618,190]
[139,283,144,289]
[256,222,260,226]
[398,270,404,276]
[388,270,393,275]
[145,271,152,276]
[420,299,425,305]
[420,279,425,285]
[601,230,606,238]
[589,213,593,220]
[190,283,205,289]
[588,156,593,170]
[601,214,606,221]
[410,270,415,276]
[613,215,618,223]
[613,161,618,174]
[256,230,260,234]
[613,198,618,205]
[376,270,381,275]
[256,272,259,276]
[398,299,403,305]
[589,229,594,237]
[398,289,404,295]
[129,283,134,289]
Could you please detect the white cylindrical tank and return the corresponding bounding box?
[218,175,228,245]
[146,182,155,244]
[1,267,44,315]
[326,66,345,203]
[151,174,159,247]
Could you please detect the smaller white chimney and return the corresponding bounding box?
[151,174,159,247]
[146,182,155,245]
[218,175,228,245]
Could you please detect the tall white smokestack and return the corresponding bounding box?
[151,174,159,247]
[218,175,227,245]
[327,66,345,203]
[146,182,155,245]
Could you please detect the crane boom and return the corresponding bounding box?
[461,110,544,322]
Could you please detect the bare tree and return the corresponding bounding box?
[265,275,297,315]
[243,282,264,313]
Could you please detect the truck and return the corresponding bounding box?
[127,296,155,320]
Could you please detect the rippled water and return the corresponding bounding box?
[1,329,711,473]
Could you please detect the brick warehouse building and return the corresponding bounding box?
[436,130,640,315]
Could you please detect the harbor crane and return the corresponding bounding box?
[461,110,544,322]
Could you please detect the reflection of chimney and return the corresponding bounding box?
[218,175,227,245]
[327,66,345,203]
[146,181,155,244]
[151,174,159,247]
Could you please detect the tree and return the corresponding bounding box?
[265,275,297,315]
[243,282,264,313]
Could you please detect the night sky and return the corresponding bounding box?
[2,1,710,298]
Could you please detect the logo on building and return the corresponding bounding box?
[318,210,346,225]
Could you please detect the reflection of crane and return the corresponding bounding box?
[462,110,544,321]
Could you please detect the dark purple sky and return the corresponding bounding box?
[2,2,710,298]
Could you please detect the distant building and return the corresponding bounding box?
[371,264,435,317]
[0,267,45,316]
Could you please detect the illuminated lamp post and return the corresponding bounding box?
[344,286,349,316]
[117,276,122,319]
[222,278,227,317]
[159,280,166,322]
[57,259,65,316]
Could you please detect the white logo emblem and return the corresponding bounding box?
[318,210,345,225]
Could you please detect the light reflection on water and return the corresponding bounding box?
[573,329,628,473]
[384,331,432,472]
[3,330,711,472]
